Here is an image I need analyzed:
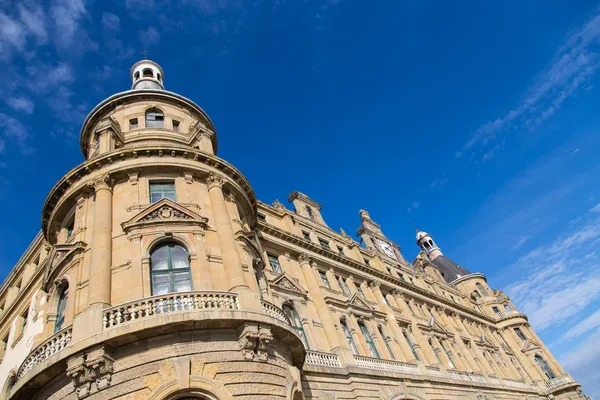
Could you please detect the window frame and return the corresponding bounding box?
[514,327,527,341]
[172,120,180,131]
[359,322,380,358]
[319,271,331,289]
[55,284,69,333]
[145,107,165,128]
[318,238,330,250]
[149,181,176,203]
[283,305,309,349]
[341,320,359,355]
[150,242,193,295]
[267,254,282,273]
[378,325,395,360]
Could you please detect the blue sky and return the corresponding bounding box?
[1,0,600,395]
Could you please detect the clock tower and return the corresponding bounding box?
[356,209,406,263]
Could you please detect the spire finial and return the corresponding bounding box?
[410,219,419,232]
[140,50,151,59]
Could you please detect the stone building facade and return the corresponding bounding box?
[0,60,589,400]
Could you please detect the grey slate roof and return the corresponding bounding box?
[430,255,472,283]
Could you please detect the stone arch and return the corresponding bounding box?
[287,381,305,400]
[148,376,233,400]
[389,393,426,400]
[144,234,195,258]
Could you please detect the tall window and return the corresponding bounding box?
[65,219,74,240]
[306,206,315,221]
[150,242,193,295]
[145,107,164,128]
[319,271,331,289]
[268,254,282,273]
[55,284,69,332]
[302,231,311,241]
[492,306,500,313]
[341,320,359,355]
[378,325,395,360]
[476,282,489,296]
[357,284,366,299]
[440,340,456,369]
[21,309,28,332]
[359,322,380,358]
[382,293,391,307]
[283,305,309,349]
[429,339,444,365]
[534,355,556,379]
[150,182,176,202]
[342,278,352,295]
[336,276,346,294]
[514,327,527,341]
[403,331,420,361]
[407,301,416,316]
[319,238,330,250]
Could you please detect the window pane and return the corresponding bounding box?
[172,273,192,292]
[170,245,188,269]
[152,275,171,295]
[151,246,169,270]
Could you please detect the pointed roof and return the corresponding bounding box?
[430,255,472,283]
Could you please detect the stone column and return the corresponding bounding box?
[447,313,478,372]
[365,318,385,358]
[369,283,416,362]
[298,254,343,353]
[88,174,114,307]
[411,322,438,366]
[431,336,450,368]
[206,173,247,292]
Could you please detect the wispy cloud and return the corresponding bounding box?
[0,113,30,152]
[511,235,531,251]
[407,201,420,213]
[429,175,449,188]
[139,26,160,46]
[561,309,600,341]
[101,13,120,32]
[51,0,87,49]
[506,218,600,331]
[461,11,600,160]
[590,202,600,212]
[560,328,600,397]
[5,97,34,114]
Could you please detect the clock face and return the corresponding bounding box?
[377,239,397,260]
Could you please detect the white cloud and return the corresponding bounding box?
[0,12,26,52]
[506,219,600,331]
[5,97,34,114]
[461,12,600,159]
[562,309,600,341]
[27,62,74,93]
[18,4,48,43]
[590,203,600,212]
[429,176,449,188]
[511,235,530,250]
[560,328,600,398]
[407,201,420,213]
[0,112,30,150]
[139,27,160,46]
[102,13,120,32]
[51,0,87,48]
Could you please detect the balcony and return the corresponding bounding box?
[355,355,421,375]
[544,375,574,389]
[305,350,342,368]
[16,325,72,380]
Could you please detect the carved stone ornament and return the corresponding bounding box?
[272,199,285,211]
[66,346,114,399]
[88,173,114,192]
[140,205,192,221]
[297,253,311,266]
[238,323,272,362]
[206,172,225,190]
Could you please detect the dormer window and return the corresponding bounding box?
[146,108,164,128]
[172,120,180,131]
[142,68,154,78]
[129,118,139,129]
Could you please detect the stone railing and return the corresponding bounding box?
[545,375,573,389]
[448,370,472,381]
[426,366,444,377]
[503,378,531,389]
[103,291,239,328]
[469,373,488,383]
[261,300,291,325]
[355,355,421,375]
[16,325,72,380]
[305,350,342,368]
[495,310,520,319]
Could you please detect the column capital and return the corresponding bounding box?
[368,280,381,289]
[206,172,225,190]
[298,253,311,266]
[89,173,114,192]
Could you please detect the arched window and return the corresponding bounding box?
[341,320,359,355]
[403,331,420,361]
[55,283,69,332]
[146,107,164,128]
[476,282,489,296]
[283,305,309,349]
[378,325,395,360]
[504,304,511,311]
[157,72,162,81]
[534,355,556,379]
[306,206,315,221]
[359,322,379,358]
[142,68,154,77]
[150,242,193,295]
[134,71,140,80]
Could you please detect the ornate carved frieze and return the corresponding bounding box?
[121,198,208,233]
[66,346,114,399]
[238,323,272,362]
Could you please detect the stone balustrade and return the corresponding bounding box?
[305,350,342,368]
[16,325,72,380]
[495,310,520,319]
[355,355,421,375]
[260,300,291,325]
[545,375,573,389]
[103,291,239,328]
[426,366,444,377]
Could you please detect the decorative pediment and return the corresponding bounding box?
[121,199,208,233]
[521,339,542,353]
[348,293,372,311]
[271,272,308,296]
[43,241,87,290]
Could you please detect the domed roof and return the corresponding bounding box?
[416,230,429,241]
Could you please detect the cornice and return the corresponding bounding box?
[257,221,498,325]
[41,145,256,241]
